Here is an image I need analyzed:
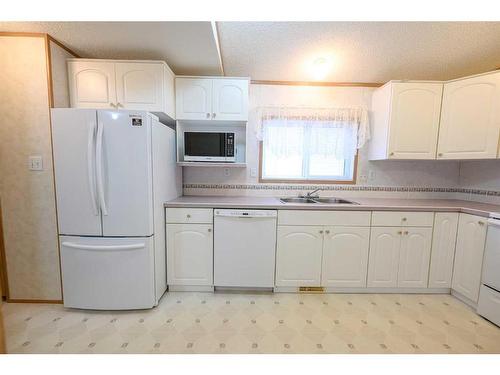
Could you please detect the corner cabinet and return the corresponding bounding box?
[68,59,175,120]
[175,77,249,121]
[437,71,500,159]
[451,213,487,302]
[369,82,443,160]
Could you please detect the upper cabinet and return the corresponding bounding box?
[369,71,500,161]
[370,82,443,160]
[176,77,249,121]
[68,59,175,120]
[437,71,500,160]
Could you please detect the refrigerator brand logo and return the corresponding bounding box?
[130,116,143,126]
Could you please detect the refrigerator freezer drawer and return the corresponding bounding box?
[60,236,156,310]
[477,285,500,327]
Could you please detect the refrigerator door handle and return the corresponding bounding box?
[96,120,108,215]
[87,121,99,216]
[62,242,145,251]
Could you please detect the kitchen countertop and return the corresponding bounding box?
[164,196,500,218]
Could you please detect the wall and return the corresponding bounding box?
[183,83,461,199]
[0,35,74,301]
[49,40,74,108]
[456,160,500,205]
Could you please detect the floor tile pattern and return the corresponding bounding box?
[3,293,500,354]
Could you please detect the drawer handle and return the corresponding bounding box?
[186,214,191,218]
[402,217,407,221]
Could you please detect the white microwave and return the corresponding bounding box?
[184,131,235,162]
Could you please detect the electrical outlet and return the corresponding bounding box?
[358,174,368,183]
[223,168,231,177]
[368,170,376,181]
[28,155,43,171]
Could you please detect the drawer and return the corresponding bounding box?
[371,211,434,227]
[278,210,371,226]
[166,208,213,224]
[477,285,500,327]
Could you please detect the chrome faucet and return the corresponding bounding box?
[301,188,322,198]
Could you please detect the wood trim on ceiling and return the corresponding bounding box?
[258,141,358,185]
[211,21,225,76]
[47,35,80,58]
[251,80,383,88]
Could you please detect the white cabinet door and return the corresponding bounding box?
[367,227,401,288]
[115,62,164,111]
[437,72,500,159]
[212,79,249,121]
[451,214,487,302]
[398,227,432,288]
[68,61,116,108]
[321,227,370,287]
[388,83,442,159]
[175,78,213,120]
[429,213,459,288]
[166,224,213,286]
[275,226,323,287]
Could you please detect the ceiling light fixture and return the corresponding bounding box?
[309,56,332,81]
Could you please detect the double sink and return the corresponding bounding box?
[280,197,359,205]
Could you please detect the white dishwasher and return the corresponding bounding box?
[214,209,277,288]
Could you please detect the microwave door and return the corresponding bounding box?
[184,132,228,162]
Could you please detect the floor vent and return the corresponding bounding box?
[299,286,324,293]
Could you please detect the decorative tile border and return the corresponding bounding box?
[183,183,500,196]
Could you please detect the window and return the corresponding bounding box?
[258,109,367,183]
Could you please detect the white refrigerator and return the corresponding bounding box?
[51,109,182,310]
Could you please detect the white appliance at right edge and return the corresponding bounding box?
[51,109,182,310]
[477,213,500,326]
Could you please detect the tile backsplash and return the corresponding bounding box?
[182,83,500,205]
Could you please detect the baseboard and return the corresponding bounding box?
[451,289,478,309]
[6,298,63,304]
[168,285,214,292]
[214,287,274,293]
[274,286,451,294]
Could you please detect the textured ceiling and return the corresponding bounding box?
[217,22,500,82]
[0,21,223,76]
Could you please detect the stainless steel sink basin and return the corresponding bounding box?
[280,197,318,204]
[280,197,359,205]
[312,197,359,204]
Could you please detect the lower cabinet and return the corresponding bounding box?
[275,226,323,287]
[398,227,432,288]
[428,213,459,288]
[367,227,401,287]
[275,225,370,287]
[321,227,370,287]
[166,223,213,286]
[451,213,487,302]
[367,226,432,288]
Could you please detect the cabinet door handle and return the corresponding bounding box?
[438,153,443,157]
[325,230,330,234]
[404,231,409,235]
[186,214,191,218]
[397,231,402,235]
[117,102,123,108]
[208,228,212,232]
[110,103,117,108]
[319,230,324,234]
[402,217,407,221]
[206,113,210,118]
[389,152,394,156]
[478,221,485,226]
[212,113,216,118]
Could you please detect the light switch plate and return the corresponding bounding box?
[28,155,43,171]
[250,168,257,178]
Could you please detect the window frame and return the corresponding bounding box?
[258,141,358,185]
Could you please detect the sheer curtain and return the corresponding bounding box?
[256,106,370,159]
[257,106,370,180]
